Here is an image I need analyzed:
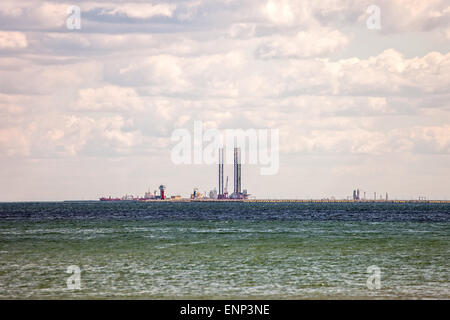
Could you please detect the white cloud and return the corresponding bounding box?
[0,58,102,95]
[0,2,24,17]
[40,114,143,156]
[35,1,68,28]
[256,28,349,59]
[97,115,142,148]
[0,31,27,49]
[260,0,450,33]
[99,3,176,19]
[279,124,450,156]
[109,48,450,98]
[0,1,176,30]
[228,23,256,39]
[76,86,144,111]
[445,28,450,39]
[372,0,450,33]
[263,0,295,25]
[0,127,30,156]
[331,50,450,95]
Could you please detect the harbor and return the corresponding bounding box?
[99,147,448,204]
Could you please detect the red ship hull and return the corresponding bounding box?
[99,197,121,201]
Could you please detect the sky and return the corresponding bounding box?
[0,0,449,201]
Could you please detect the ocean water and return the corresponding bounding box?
[0,202,448,299]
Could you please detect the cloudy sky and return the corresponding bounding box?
[0,0,449,201]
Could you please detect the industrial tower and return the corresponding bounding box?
[217,146,246,199]
[218,148,224,198]
[233,147,241,197]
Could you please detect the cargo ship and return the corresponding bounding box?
[99,196,121,201]
[99,185,167,201]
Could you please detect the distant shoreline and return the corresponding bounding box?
[91,199,450,203]
[1,199,448,203]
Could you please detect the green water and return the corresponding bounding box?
[0,202,448,299]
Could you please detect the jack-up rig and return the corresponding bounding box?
[217,147,249,200]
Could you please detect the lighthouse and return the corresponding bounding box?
[159,185,166,200]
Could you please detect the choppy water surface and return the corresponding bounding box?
[0,202,448,299]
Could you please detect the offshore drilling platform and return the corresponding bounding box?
[217,147,248,200]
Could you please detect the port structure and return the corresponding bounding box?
[353,189,361,200]
[218,148,224,199]
[232,147,242,198]
[217,146,247,199]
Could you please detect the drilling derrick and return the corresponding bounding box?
[233,147,242,198]
[218,148,224,199]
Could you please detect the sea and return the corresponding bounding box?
[0,201,448,299]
